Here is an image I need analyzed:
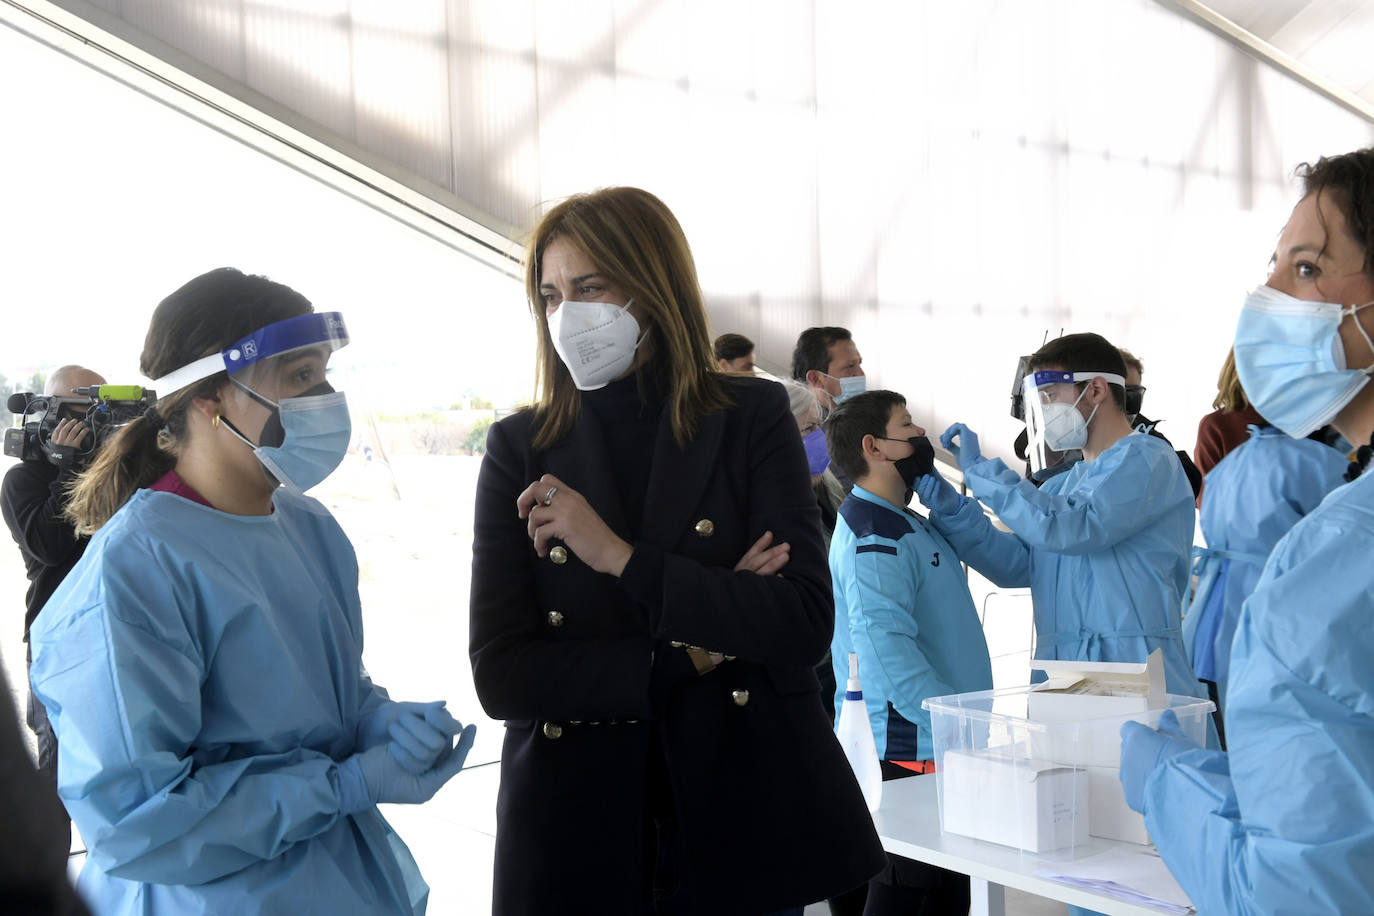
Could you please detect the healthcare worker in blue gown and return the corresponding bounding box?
[913,333,1205,704]
[28,268,475,916]
[1182,420,1346,734]
[915,335,1205,916]
[1120,148,1374,915]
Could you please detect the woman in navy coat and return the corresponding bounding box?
[470,187,883,915]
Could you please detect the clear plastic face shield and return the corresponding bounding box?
[152,312,353,493]
[1021,370,1124,475]
[154,312,349,399]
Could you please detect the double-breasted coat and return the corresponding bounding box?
[470,376,884,914]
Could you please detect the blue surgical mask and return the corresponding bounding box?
[823,372,866,404]
[802,428,830,476]
[255,391,352,495]
[1234,284,1374,438]
[227,380,352,495]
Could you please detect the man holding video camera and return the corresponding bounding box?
[2,364,105,843]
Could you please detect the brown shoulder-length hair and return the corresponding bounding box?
[65,268,312,535]
[524,187,730,450]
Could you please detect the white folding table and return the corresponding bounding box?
[873,774,1192,916]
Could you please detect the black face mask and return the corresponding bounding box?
[231,379,336,449]
[882,435,936,487]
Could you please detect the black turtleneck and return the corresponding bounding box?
[580,372,664,540]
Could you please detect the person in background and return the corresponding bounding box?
[1192,349,1264,505]
[782,380,845,547]
[469,187,883,915]
[792,326,865,418]
[0,663,88,916]
[824,390,992,916]
[917,334,1202,697]
[791,326,866,493]
[30,268,474,915]
[2,363,106,848]
[920,334,1205,916]
[1120,149,1374,914]
[1118,348,1203,500]
[1181,406,1346,743]
[782,378,845,723]
[713,332,756,373]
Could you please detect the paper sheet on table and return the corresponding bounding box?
[1036,848,1194,914]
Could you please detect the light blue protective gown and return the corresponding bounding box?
[928,432,1205,700]
[829,486,993,761]
[1183,426,1347,701]
[28,488,428,916]
[1136,467,1374,914]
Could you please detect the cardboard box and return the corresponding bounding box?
[940,747,1089,853]
[1025,650,1165,842]
[1084,765,1150,845]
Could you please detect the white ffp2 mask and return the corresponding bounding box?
[547,299,646,390]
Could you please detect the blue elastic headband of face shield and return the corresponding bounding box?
[151,312,350,396]
[1024,369,1127,391]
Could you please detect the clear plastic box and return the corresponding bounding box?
[921,687,1214,858]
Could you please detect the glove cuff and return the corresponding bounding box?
[337,755,372,815]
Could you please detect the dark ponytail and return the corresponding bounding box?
[65,268,312,533]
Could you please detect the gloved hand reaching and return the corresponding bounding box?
[339,723,477,815]
[939,423,986,472]
[357,700,465,773]
[914,473,963,516]
[1119,709,1195,813]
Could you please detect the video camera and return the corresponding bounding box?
[4,384,157,468]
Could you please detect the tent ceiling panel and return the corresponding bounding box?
[9,0,1374,465]
[1204,0,1374,106]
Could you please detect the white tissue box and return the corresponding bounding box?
[939,747,1089,853]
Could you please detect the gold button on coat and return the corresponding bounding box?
[694,519,715,538]
[547,610,564,627]
[549,545,568,565]
[542,722,563,740]
[732,689,750,707]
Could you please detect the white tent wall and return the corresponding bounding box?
[17,0,1374,459]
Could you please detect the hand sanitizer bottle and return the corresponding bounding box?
[837,652,883,813]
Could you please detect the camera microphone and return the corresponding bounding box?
[7,393,28,414]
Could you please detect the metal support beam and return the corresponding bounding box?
[0,0,523,278]
[1156,0,1374,127]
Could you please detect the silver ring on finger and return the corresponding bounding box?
[543,486,558,506]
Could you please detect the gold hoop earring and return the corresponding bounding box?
[212,414,221,429]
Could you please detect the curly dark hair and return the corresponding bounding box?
[1296,148,1374,274]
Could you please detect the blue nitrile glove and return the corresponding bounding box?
[358,700,464,773]
[339,723,477,815]
[1119,710,1194,813]
[914,472,962,516]
[939,423,985,472]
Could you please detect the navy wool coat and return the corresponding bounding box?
[470,375,884,915]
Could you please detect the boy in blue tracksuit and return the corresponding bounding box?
[824,390,993,915]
